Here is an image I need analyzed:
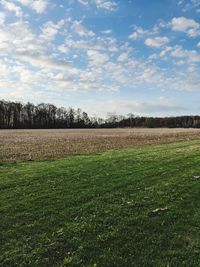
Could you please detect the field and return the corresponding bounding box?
[1,128,200,163]
[1,129,200,266]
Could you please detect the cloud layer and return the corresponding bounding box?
[0,0,200,116]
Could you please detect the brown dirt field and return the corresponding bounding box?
[1,128,200,163]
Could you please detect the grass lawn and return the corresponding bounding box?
[1,140,200,266]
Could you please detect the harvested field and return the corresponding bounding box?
[1,128,200,163]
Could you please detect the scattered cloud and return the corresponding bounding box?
[1,0,23,17]
[57,44,69,54]
[178,0,200,13]
[87,50,109,65]
[41,20,65,40]
[15,0,49,14]
[101,29,112,34]
[117,52,129,62]
[0,1,200,116]
[16,52,76,72]
[170,17,200,37]
[77,0,89,6]
[71,20,95,37]
[93,0,118,11]
[129,26,149,41]
[128,24,160,42]
[77,0,118,11]
[145,37,169,48]
[171,46,200,62]
[159,46,173,57]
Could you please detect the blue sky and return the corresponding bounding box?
[0,0,200,117]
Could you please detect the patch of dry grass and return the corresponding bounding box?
[1,128,200,163]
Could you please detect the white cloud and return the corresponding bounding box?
[77,0,89,6]
[93,0,118,11]
[0,12,6,25]
[159,46,173,57]
[101,29,112,34]
[1,0,23,17]
[16,52,79,74]
[170,17,200,37]
[197,42,200,47]
[145,37,169,48]
[87,50,109,65]
[41,20,65,40]
[117,52,129,62]
[0,20,46,56]
[65,39,103,51]
[77,0,118,11]
[71,20,95,37]
[31,0,48,13]
[15,0,48,14]
[57,44,69,54]
[128,24,160,41]
[178,0,200,12]
[129,26,147,40]
[171,46,200,62]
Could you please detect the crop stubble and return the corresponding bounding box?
[1,128,200,163]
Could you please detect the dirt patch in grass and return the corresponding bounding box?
[1,128,200,163]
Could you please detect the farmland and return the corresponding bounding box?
[1,128,200,163]
[1,129,200,266]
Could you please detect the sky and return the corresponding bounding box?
[0,0,200,118]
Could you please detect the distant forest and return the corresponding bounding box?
[1,100,200,129]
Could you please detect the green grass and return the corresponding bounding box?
[1,140,200,267]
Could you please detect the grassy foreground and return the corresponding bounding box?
[1,140,200,266]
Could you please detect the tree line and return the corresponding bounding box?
[1,100,200,129]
